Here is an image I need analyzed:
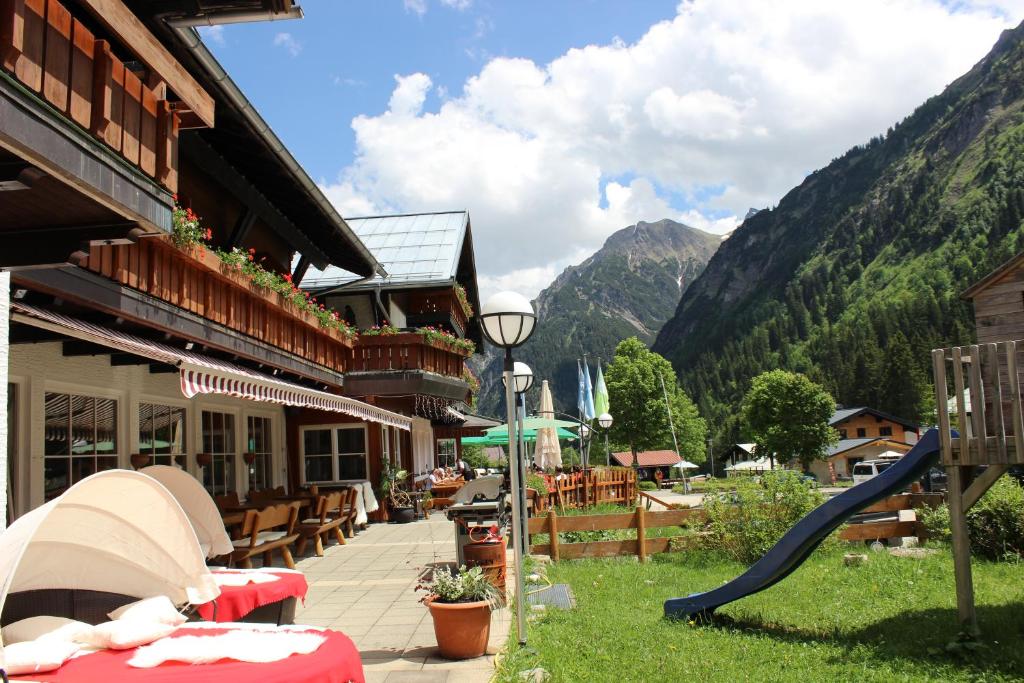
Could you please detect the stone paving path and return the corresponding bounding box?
[293,515,509,683]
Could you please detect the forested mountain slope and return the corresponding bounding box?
[653,22,1024,444]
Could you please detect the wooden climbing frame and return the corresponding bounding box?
[932,341,1024,634]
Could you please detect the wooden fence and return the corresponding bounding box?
[353,333,469,380]
[532,468,637,513]
[2,0,180,190]
[527,492,945,561]
[528,507,703,562]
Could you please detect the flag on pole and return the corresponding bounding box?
[583,358,596,421]
[594,362,610,417]
[577,360,586,417]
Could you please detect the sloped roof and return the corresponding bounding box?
[830,407,919,430]
[301,211,470,291]
[961,251,1024,299]
[827,438,912,458]
[610,450,681,467]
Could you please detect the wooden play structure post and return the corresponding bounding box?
[932,341,1023,636]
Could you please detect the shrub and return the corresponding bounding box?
[639,481,658,491]
[916,476,1024,560]
[968,476,1024,560]
[702,471,827,564]
[916,502,952,543]
[526,472,551,494]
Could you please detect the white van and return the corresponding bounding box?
[851,459,898,485]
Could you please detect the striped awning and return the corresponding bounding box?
[12,302,412,430]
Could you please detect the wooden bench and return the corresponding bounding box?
[296,491,346,557]
[231,502,300,569]
[337,486,359,537]
[245,486,285,508]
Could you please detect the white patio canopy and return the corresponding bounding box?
[0,470,219,628]
[140,465,233,559]
[11,302,411,430]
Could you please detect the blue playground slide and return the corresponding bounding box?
[664,428,942,621]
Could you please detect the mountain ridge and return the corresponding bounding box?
[474,219,720,415]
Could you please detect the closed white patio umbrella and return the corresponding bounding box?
[535,380,562,470]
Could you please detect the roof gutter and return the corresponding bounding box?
[164,24,386,279]
[165,7,304,28]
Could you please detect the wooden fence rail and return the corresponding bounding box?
[527,493,945,561]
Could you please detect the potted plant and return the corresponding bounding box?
[418,565,499,659]
[381,462,416,524]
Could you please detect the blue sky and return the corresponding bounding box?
[202,0,678,183]
[201,1,1022,300]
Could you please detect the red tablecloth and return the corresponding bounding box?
[10,626,363,683]
[196,570,309,622]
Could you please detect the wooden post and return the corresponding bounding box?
[947,465,978,635]
[548,509,559,562]
[636,505,646,563]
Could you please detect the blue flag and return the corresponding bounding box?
[577,360,586,417]
[583,359,596,421]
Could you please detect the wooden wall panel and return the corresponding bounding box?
[68,18,93,127]
[42,0,70,111]
[121,67,141,165]
[15,0,43,91]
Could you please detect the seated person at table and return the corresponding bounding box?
[427,468,444,489]
[444,466,456,480]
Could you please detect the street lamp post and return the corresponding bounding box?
[598,412,613,466]
[502,362,534,559]
[481,291,536,647]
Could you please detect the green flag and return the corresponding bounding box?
[594,362,610,416]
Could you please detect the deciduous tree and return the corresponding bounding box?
[741,370,838,469]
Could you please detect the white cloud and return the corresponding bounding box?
[404,0,427,16]
[388,73,433,117]
[273,32,302,57]
[441,0,473,9]
[324,0,1022,300]
[198,25,225,46]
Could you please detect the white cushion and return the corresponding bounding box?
[109,596,187,627]
[301,517,335,524]
[1,616,92,645]
[4,639,80,675]
[232,530,287,548]
[81,620,177,650]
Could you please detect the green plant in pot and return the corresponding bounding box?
[417,565,500,659]
[381,462,415,524]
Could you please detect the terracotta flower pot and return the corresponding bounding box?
[130,453,150,470]
[426,598,492,660]
[196,452,212,467]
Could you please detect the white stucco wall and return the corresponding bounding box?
[7,342,286,516]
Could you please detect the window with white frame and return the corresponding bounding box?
[201,410,235,496]
[246,415,273,491]
[436,438,457,469]
[44,393,119,501]
[138,403,186,468]
[301,425,367,482]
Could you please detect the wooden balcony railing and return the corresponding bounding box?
[406,289,470,337]
[352,332,469,380]
[2,0,179,190]
[82,238,354,370]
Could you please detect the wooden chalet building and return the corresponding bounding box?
[298,212,486,491]
[0,0,456,520]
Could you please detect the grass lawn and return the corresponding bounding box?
[496,545,1024,682]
